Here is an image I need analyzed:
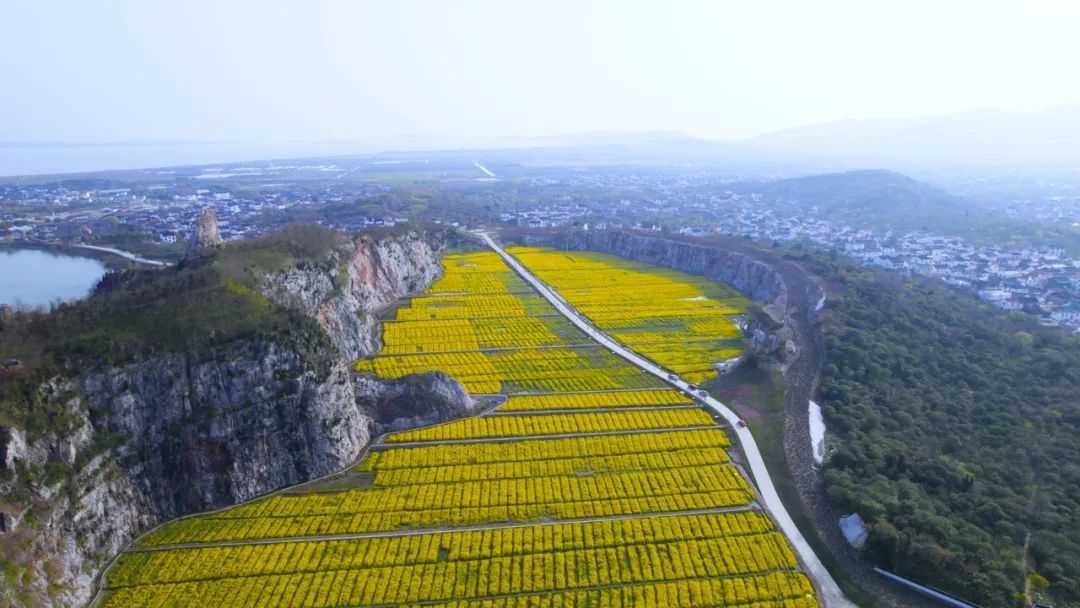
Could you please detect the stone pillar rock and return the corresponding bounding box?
[187,208,224,256]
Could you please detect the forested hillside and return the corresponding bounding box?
[792,248,1079,607]
[750,171,1080,254]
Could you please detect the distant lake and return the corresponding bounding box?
[0,248,107,308]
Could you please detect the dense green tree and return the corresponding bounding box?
[791,250,1080,607]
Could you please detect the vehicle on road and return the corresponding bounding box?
[686,383,698,391]
[667,373,678,381]
[698,390,709,398]
[736,420,747,428]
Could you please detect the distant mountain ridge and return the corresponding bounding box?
[6,101,1080,177]
[742,169,966,216]
[738,169,1080,252]
[726,170,989,237]
[746,103,1080,168]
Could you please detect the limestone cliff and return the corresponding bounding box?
[0,226,473,608]
[261,232,441,360]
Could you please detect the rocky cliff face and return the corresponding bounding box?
[0,228,472,608]
[261,232,441,360]
[81,344,369,518]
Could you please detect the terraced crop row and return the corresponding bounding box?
[103,533,802,607]
[417,573,818,608]
[367,446,730,486]
[141,464,754,545]
[358,427,730,470]
[110,511,777,587]
[394,293,556,321]
[385,408,717,443]
[140,496,754,548]
[634,340,744,380]
[497,388,692,411]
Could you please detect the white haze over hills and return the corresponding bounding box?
[3,106,1080,177]
[0,132,697,177]
[744,103,1080,169]
[6,1,1080,176]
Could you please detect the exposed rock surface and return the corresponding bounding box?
[186,207,223,256]
[0,228,472,608]
[261,233,441,360]
[79,344,371,517]
[359,371,476,434]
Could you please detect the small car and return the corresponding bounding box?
[667,373,678,381]
[736,420,747,428]
[698,390,708,398]
[686,383,698,391]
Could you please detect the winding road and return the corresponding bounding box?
[480,232,854,608]
[472,160,497,178]
[69,243,167,266]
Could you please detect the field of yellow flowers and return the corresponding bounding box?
[98,249,816,608]
[354,251,664,393]
[508,247,748,384]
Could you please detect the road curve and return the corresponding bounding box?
[70,243,167,266]
[480,232,854,608]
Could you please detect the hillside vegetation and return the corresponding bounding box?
[0,222,457,607]
[0,224,355,438]
[790,247,1080,607]
[752,171,1080,254]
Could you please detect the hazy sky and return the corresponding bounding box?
[4,0,1080,143]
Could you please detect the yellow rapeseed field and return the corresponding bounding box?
[507,247,747,384]
[138,465,754,545]
[357,427,730,470]
[497,388,693,411]
[105,531,805,607]
[354,251,663,393]
[110,511,778,586]
[100,248,817,608]
[384,408,717,443]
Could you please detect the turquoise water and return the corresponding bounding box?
[0,248,107,307]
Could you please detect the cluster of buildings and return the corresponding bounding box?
[829,231,1077,327]
[495,180,1080,332]
[673,196,1080,330]
[498,203,592,228]
[4,168,1079,331]
[0,181,403,248]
